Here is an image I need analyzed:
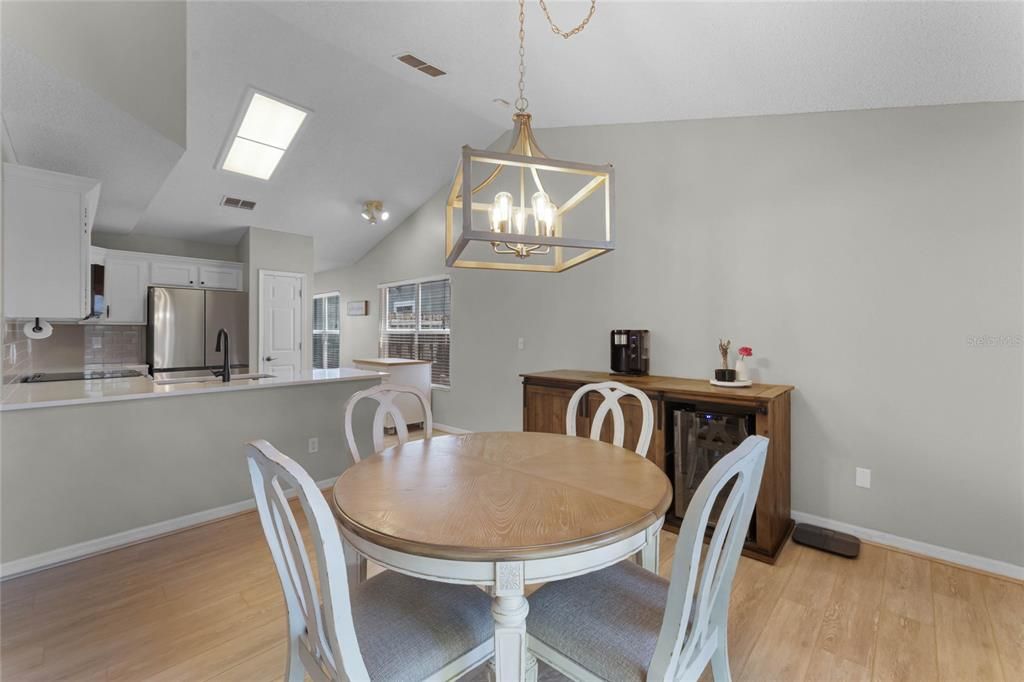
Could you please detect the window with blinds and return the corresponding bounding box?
[379,277,451,387]
[313,292,341,369]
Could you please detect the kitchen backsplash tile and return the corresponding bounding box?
[84,326,143,366]
[1,322,144,383]
[2,321,32,392]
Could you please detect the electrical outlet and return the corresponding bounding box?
[517,337,525,350]
[308,437,319,454]
[855,467,871,489]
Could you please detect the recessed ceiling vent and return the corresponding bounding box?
[220,195,256,210]
[396,53,446,78]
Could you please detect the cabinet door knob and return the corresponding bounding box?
[265,356,277,362]
[200,281,205,285]
[189,280,194,285]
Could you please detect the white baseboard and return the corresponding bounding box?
[792,511,1023,581]
[434,423,471,434]
[0,476,339,581]
[9,477,1019,583]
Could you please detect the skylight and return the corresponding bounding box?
[219,91,309,180]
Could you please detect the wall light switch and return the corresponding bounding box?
[855,467,871,489]
[517,337,525,350]
[308,437,319,454]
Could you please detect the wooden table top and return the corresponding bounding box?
[331,432,673,561]
[521,369,794,401]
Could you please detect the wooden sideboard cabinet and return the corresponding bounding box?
[522,370,794,564]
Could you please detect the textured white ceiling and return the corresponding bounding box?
[132,1,500,270]
[265,1,1024,128]
[2,42,185,232]
[4,1,1022,271]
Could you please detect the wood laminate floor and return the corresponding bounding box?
[2,441,1020,680]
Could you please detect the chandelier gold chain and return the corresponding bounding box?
[515,0,528,112]
[537,0,596,39]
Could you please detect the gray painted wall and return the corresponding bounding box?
[241,227,315,371]
[92,232,242,262]
[316,102,1024,566]
[0,379,379,563]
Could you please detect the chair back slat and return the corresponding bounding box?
[344,384,433,462]
[247,440,370,681]
[565,381,654,457]
[648,435,768,679]
[264,479,332,665]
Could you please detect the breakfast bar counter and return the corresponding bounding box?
[0,367,384,411]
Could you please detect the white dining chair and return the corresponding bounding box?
[566,381,655,458]
[344,383,433,463]
[246,439,493,682]
[343,384,433,583]
[525,435,769,682]
[566,380,660,570]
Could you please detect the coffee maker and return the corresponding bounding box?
[610,329,650,375]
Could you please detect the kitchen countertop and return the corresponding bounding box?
[0,368,385,412]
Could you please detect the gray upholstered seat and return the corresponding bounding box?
[349,570,494,682]
[527,560,669,682]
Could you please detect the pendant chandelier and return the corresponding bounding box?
[445,0,614,273]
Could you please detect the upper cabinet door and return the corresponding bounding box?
[2,164,99,319]
[198,264,243,290]
[104,257,149,323]
[150,261,198,287]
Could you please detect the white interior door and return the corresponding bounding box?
[259,271,304,379]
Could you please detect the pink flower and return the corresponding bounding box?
[738,346,753,357]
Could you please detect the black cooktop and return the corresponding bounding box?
[21,369,145,383]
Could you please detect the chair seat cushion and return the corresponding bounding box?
[352,571,493,682]
[527,560,668,682]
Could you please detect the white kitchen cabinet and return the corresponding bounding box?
[150,261,199,287]
[103,256,149,323]
[3,163,100,319]
[198,263,243,290]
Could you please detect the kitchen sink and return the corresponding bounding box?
[153,373,276,385]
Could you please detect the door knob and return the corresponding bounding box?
[265,356,277,362]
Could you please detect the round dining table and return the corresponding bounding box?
[331,431,672,682]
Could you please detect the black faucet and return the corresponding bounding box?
[214,328,231,383]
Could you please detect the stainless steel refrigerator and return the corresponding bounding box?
[147,287,248,376]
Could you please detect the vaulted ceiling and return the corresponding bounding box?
[3,1,1021,272]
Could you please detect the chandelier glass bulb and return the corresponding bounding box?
[531,191,555,237]
[489,192,513,233]
[512,206,526,235]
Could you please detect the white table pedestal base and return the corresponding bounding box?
[486,593,538,682]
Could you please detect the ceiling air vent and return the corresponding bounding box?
[396,53,446,78]
[220,195,256,211]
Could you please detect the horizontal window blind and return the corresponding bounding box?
[379,278,451,387]
[313,293,341,369]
